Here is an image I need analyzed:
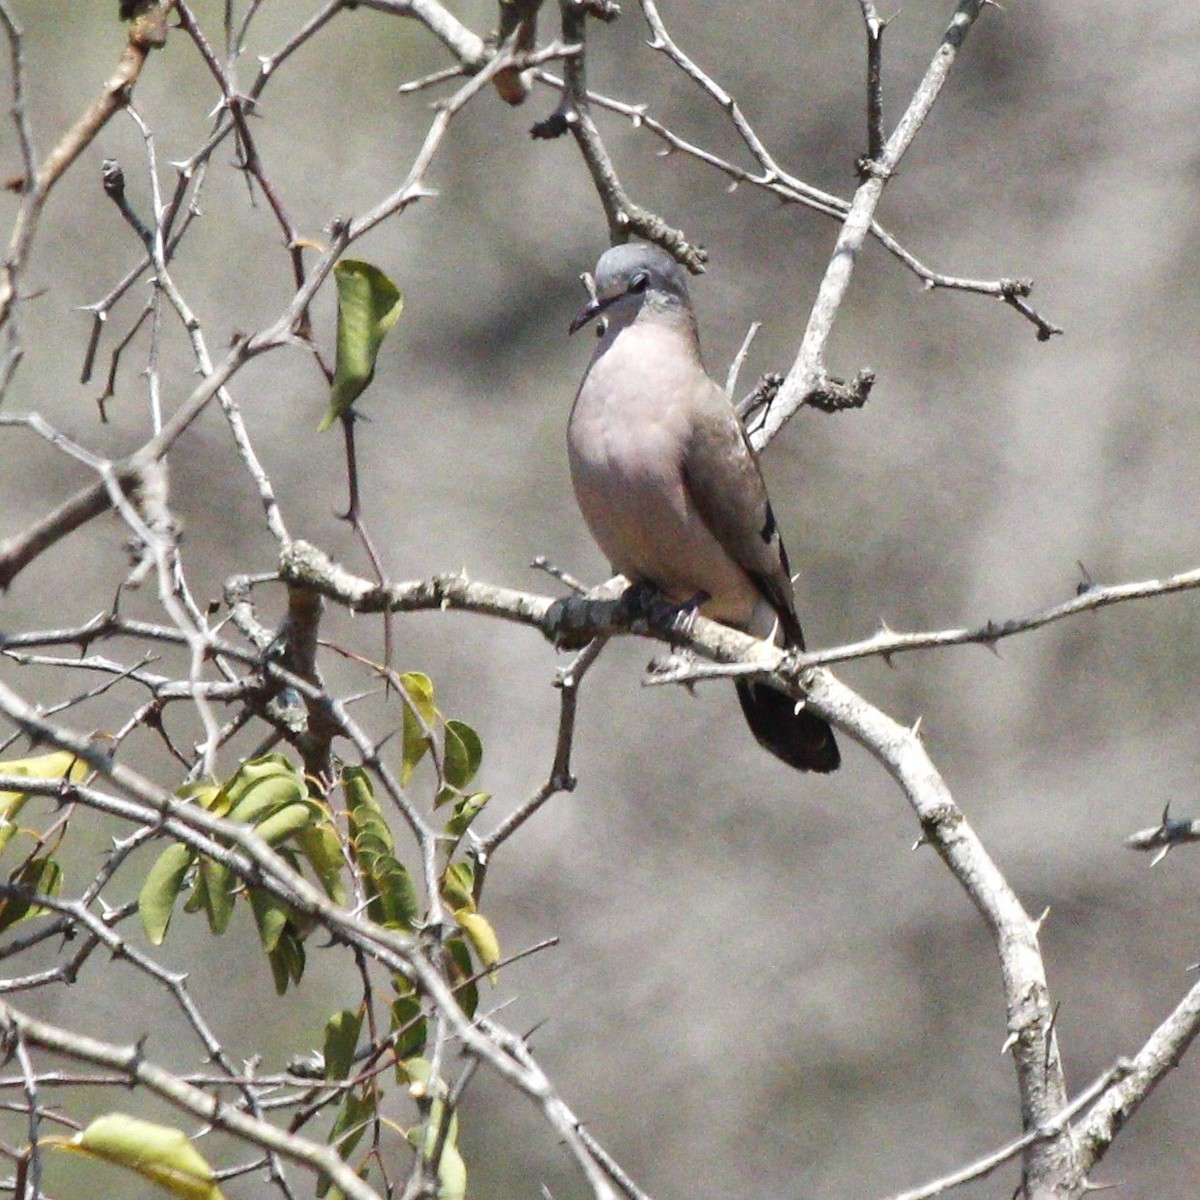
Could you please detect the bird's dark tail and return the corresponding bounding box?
[735,679,840,773]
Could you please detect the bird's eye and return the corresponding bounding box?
[628,272,649,294]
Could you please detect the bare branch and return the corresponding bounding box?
[0,1,177,330]
[530,64,1058,335]
[534,0,705,269]
[1074,978,1200,1176]
[881,1062,1129,1200]
[804,668,1080,1190]
[767,1,1004,443]
[0,1000,385,1200]
[858,1,887,166]
[1123,807,1200,864]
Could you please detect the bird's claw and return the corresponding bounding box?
[619,582,708,641]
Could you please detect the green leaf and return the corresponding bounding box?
[323,1008,363,1082]
[138,843,194,945]
[440,861,474,912]
[399,1055,434,1092]
[0,750,87,853]
[50,1113,225,1200]
[318,1090,373,1197]
[0,751,88,812]
[344,765,419,930]
[223,757,306,824]
[319,259,404,431]
[444,938,478,1018]
[440,720,482,797]
[177,781,221,812]
[183,859,208,915]
[342,766,379,819]
[455,909,500,982]
[248,888,289,953]
[0,855,61,932]
[390,995,427,1060]
[443,792,490,846]
[408,1098,466,1200]
[254,802,313,846]
[370,853,420,931]
[433,1138,467,1200]
[198,857,235,935]
[347,778,393,857]
[268,926,306,995]
[399,672,437,784]
[296,818,346,902]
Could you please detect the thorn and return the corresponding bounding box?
[1045,1000,1062,1042]
[1076,559,1098,596]
[1161,801,1172,825]
[1000,1030,1018,1056]
[909,714,923,738]
[911,833,929,851]
[1033,906,1050,932]
[1150,844,1171,867]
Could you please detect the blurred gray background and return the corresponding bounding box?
[2,2,1200,1197]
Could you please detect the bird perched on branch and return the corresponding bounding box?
[567,242,839,772]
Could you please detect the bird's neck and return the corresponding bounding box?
[596,299,703,364]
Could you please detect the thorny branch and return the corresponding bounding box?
[0,1,177,333]
[769,1,1004,441]
[0,4,1182,1200]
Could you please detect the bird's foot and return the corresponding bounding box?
[619,582,709,641]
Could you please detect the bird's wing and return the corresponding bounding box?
[681,382,806,648]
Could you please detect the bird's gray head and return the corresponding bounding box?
[569,243,691,335]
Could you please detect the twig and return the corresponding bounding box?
[0,1,176,329]
[724,322,761,400]
[803,667,1080,1192]
[859,1,887,166]
[799,563,1200,669]
[350,0,487,70]
[767,2,1008,443]
[526,78,1058,337]
[473,636,602,865]
[278,541,1200,682]
[0,1001,384,1200]
[538,0,704,269]
[1123,805,1200,865]
[1073,977,1200,1175]
[879,1063,1128,1200]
